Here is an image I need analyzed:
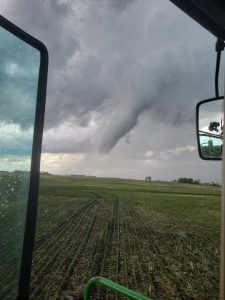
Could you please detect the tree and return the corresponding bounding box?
[177,177,200,184]
[193,179,200,184]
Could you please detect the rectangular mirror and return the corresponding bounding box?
[196,96,224,160]
[0,16,48,300]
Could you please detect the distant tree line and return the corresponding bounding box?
[211,181,220,187]
[40,171,52,175]
[144,176,220,186]
[175,178,200,184]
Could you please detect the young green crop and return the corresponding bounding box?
[29,175,220,300]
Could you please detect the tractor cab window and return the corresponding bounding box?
[0,23,41,299]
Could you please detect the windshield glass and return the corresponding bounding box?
[0,26,40,299]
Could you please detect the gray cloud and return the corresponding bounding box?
[2,1,215,131]
[1,1,222,181]
[109,0,136,12]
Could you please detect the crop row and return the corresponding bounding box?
[30,198,100,299]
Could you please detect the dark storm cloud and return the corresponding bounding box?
[3,0,80,70]
[2,0,217,154]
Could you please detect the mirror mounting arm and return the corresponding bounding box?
[215,38,225,98]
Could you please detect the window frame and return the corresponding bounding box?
[0,15,48,300]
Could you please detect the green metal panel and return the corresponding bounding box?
[83,277,151,300]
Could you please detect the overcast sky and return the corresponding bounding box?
[1,0,224,182]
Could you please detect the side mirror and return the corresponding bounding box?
[0,16,48,299]
[196,96,224,160]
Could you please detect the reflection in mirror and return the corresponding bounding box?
[198,98,223,159]
[0,26,40,298]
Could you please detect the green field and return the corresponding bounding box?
[0,172,30,299]
[28,175,221,299]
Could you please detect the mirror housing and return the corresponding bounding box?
[196,96,224,160]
